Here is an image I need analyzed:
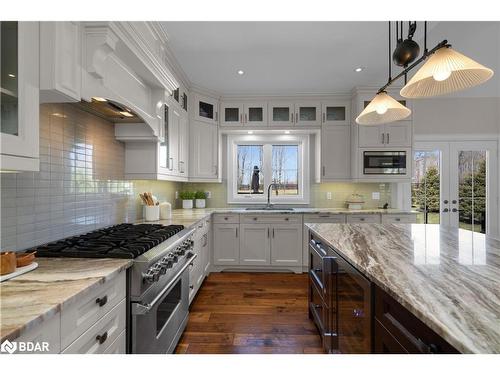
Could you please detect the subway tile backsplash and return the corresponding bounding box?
[1,104,138,251]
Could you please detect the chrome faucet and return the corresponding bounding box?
[267,183,279,208]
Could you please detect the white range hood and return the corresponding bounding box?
[81,22,178,139]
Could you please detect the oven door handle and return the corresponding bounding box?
[132,253,197,315]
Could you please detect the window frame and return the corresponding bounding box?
[227,134,310,204]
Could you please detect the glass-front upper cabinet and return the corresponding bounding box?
[268,101,294,126]
[244,102,267,127]
[159,104,170,170]
[220,102,243,126]
[294,101,321,126]
[193,93,218,124]
[1,22,19,137]
[0,21,40,171]
[322,100,350,126]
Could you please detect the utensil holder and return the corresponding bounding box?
[144,206,160,222]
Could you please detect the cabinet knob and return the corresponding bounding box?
[253,217,257,221]
[284,217,289,221]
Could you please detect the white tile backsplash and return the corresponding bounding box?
[0,104,138,251]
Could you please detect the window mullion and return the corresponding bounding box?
[263,144,272,196]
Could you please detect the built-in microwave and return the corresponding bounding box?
[363,151,407,175]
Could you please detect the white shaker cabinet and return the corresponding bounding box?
[220,102,268,127]
[239,224,271,266]
[40,21,81,103]
[321,126,351,180]
[213,224,240,265]
[0,21,40,172]
[270,224,302,267]
[358,123,411,148]
[189,120,219,180]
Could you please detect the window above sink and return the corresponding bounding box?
[227,134,310,205]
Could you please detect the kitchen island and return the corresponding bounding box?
[305,223,500,354]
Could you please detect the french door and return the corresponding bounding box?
[412,141,498,236]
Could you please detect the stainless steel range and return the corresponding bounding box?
[33,223,196,354]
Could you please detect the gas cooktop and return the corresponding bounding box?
[32,224,185,259]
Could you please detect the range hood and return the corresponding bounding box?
[74,97,144,123]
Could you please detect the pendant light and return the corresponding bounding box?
[356,22,412,125]
[356,91,411,125]
[400,46,494,98]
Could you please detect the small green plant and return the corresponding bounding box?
[179,191,195,200]
[194,191,206,199]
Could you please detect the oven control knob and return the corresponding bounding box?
[143,268,159,283]
[170,252,179,262]
[160,256,174,269]
[154,263,167,275]
[176,247,186,256]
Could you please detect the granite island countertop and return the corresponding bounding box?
[0,258,132,342]
[305,223,500,354]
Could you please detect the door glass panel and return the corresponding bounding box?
[248,107,263,122]
[458,151,487,233]
[272,145,299,195]
[156,279,182,335]
[299,107,316,121]
[272,107,290,122]
[159,105,169,168]
[1,21,19,136]
[224,107,239,122]
[237,145,263,194]
[326,106,345,121]
[412,151,440,224]
[199,101,214,120]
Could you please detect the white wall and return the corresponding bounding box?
[413,97,499,136]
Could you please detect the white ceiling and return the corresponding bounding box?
[162,21,499,97]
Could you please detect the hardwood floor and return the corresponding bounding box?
[175,272,325,354]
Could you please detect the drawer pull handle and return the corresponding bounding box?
[395,218,401,222]
[360,218,365,221]
[96,296,108,307]
[253,217,257,221]
[190,285,194,290]
[96,331,108,345]
[284,217,289,221]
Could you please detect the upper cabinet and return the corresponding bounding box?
[321,100,349,126]
[193,93,219,124]
[220,101,267,126]
[358,123,412,148]
[268,101,294,126]
[294,101,321,126]
[0,21,40,172]
[268,101,321,126]
[189,120,219,181]
[40,22,81,103]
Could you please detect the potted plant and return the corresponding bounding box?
[194,191,207,208]
[179,191,195,209]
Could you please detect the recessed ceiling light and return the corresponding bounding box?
[92,97,107,102]
[237,70,244,75]
[247,131,253,134]
[284,130,290,134]
[8,73,15,78]
[354,67,364,72]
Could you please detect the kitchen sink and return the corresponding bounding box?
[245,207,295,211]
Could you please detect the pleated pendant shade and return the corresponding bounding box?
[355,91,411,125]
[400,47,494,98]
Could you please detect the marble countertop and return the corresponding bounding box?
[305,223,500,354]
[139,208,417,228]
[0,258,132,342]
